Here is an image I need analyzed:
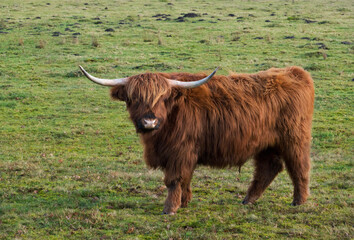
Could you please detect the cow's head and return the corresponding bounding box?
[79,66,217,133]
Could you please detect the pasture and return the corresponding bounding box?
[0,0,353,239]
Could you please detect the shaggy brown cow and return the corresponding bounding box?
[79,65,314,214]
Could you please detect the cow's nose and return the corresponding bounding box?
[142,118,158,129]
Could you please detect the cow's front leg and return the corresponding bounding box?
[162,150,197,214]
[181,183,192,208]
[181,167,196,208]
[163,178,182,215]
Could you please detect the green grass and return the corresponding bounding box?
[0,0,353,239]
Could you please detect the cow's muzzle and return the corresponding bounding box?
[136,113,160,132]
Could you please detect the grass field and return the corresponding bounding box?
[0,0,353,239]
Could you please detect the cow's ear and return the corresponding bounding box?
[111,86,127,101]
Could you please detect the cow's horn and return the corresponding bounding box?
[167,67,219,89]
[79,65,128,86]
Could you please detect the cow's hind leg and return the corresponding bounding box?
[283,144,311,206]
[242,148,284,204]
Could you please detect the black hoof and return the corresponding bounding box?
[162,211,176,215]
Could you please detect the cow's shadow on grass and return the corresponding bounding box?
[1,186,251,220]
[0,188,165,220]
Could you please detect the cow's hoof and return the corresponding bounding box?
[242,195,253,204]
[162,211,176,215]
[291,201,304,206]
[291,198,306,206]
[242,196,257,205]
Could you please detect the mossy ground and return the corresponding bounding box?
[0,0,353,239]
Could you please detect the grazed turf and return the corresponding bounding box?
[0,0,353,239]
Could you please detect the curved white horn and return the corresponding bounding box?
[79,65,128,86]
[167,67,219,89]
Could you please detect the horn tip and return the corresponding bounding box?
[78,66,88,76]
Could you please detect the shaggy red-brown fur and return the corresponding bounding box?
[110,66,315,214]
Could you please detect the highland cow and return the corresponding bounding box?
[79,65,314,214]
